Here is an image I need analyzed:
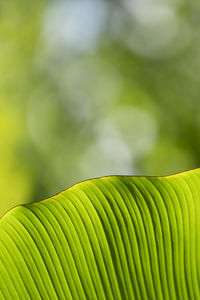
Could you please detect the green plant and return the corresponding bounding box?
[0,169,200,299]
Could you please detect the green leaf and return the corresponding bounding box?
[1,169,200,299]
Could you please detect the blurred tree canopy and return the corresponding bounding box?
[0,0,200,216]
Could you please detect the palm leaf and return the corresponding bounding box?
[0,169,200,299]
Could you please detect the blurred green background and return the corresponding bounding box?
[1,0,200,216]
